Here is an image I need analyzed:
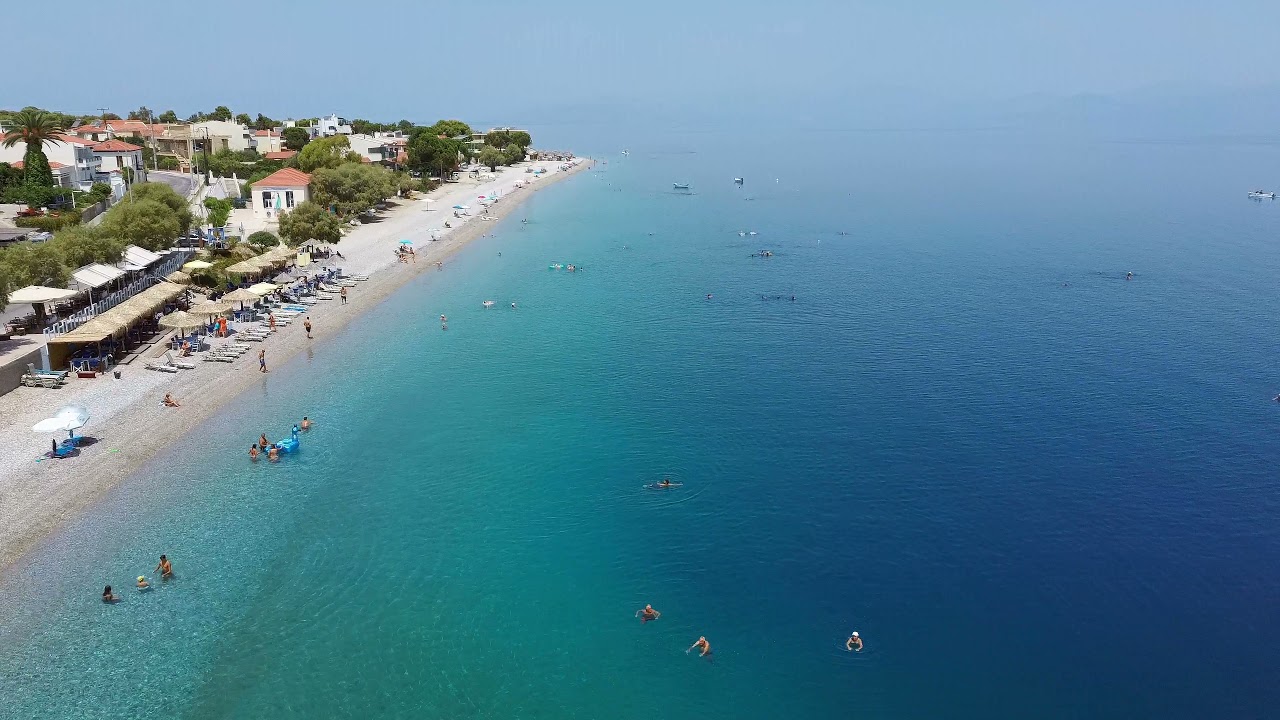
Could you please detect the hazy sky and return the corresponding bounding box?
[5,0,1278,126]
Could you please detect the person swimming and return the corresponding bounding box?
[706,294,713,300]
[249,444,260,460]
[259,433,270,450]
[846,631,863,652]
[687,636,711,657]
[268,446,280,462]
[1126,271,1133,280]
[511,302,517,309]
[136,576,150,591]
[156,555,173,580]
[301,417,312,430]
[636,604,661,623]
[102,585,120,603]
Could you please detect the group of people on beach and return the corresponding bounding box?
[102,554,172,603]
[249,417,311,462]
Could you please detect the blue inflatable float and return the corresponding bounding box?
[274,426,301,454]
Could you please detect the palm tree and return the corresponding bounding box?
[2,109,67,187]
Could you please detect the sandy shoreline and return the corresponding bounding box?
[0,158,593,571]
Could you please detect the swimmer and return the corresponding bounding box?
[441,314,447,323]
[687,636,711,657]
[268,446,280,462]
[706,294,713,300]
[136,576,150,591]
[259,433,270,450]
[301,417,312,430]
[659,477,674,488]
[790,295,795,301]
[636,604,661,623]
[846,632,863,652]
[102,585,120,603]
[511,302,517,309]
[1126,271,1133,280]
[249,444,260,461]
[155,554,173,580]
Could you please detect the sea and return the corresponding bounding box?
[1,125,1279,719]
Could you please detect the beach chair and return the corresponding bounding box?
[144,359,179,373]
[202,353,235,362]
[27,363,69,383]
[163,351,196,370]
[22,373,63,388]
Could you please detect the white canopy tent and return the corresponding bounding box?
[119,245,163,272]
[70,263,126,290]
[9,285,79,305]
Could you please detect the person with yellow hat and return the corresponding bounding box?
[136,576,150,591]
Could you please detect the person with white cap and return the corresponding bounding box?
[846,631,863,652]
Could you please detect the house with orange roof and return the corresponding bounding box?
[251,129,282,154]
[250,167,311,221]
[0,134,103,189]
[91,139,147,181]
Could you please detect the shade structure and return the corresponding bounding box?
[122,245,162,269]
[183,260,213,271]
[187,299,233,316]
[51,282,186,344]
[265,246,296,261]
[71,263,126,290]
[33,405,90,434]
[158,310,202,330]
[231,244,259,258]
[9,285,78,304]
[222,288,261,303]
[272,272,296,284]
[166,271,192,284]
[247,282,278,296]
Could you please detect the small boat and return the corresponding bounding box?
[734,177,744,185]
[622,149,630,156]
[483,300,495,307]
[673,183,690,190]
[1248,190,1276,199]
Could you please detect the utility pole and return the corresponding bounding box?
[97,107,110,132]
[200,128,211,186]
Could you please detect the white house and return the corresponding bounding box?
[250,129,282,154]
[313,114,352,138]
[190,120,255,152]
[91,139,147,182]
[0,135,102,189]
[250,168,311,221]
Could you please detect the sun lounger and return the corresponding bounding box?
[202,353,235,362]
[27,363,69,382]
[144,360,180,373]
[21,373,63,388]
[164,351,196,370]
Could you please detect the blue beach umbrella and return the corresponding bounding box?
[399,239,413,245]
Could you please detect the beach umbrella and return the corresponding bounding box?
[9,285,80,327]
[188,299,233,317]
[399,239,413,245]
[271,271,296,284]
[247,282,278,296]
[33,404,90,435]
[159,310,201,330]
[166,270,192,284]
[453,204,468,210]
[182,260,213,271]
[222,288,261,311]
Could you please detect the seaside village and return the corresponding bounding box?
[0,105,583,459]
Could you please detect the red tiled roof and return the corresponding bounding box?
[93,139,143,152]
[54,134,97,146]
[11,160,68,169]
[75,124,107,134]
[264,150,297,160]
[251,167,311,187]
[254,129,278,137]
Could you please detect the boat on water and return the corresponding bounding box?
[673,183,690,190]
[1248,190,1277,199]
[734,177,744,185]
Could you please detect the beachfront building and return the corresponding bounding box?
[190,120,255,153]
[91,139,147,182]
[250,130,282,154]
[250,168,311,221]
[0,135,102,189]
[313,115,352,138]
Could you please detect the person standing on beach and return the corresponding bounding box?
[268,312,277,332]
[340,286,348,304]
[258,349,267,373]
[304,317,312,338]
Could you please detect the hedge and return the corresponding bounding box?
[14,211,82,232]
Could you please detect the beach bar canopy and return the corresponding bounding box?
[182,260,213,271]
[70,263,127,290]
[9,285,79,305]
[119,245,163,272]
[50,282,185,345]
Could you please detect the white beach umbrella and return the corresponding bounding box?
[33,404,90,434]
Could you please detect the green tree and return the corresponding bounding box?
[0,162,22,197]
[100,199,180,251]
[234,113,252,126]
[246,230,280,249]
[87,182,112,203]
[478,146,505,171]
[503,143,525,164]
[50,225,124,267]
[486,130,512,148]
[209,106,233,121]
[0,266,11,312]
[407,133,463,178]
[311,164,397,217]
[203,197,233,227]
[429,119,471,138]
[1,108,67,188]
[278,201,341,247]
[253,113,276,131]
[282,126,310,151]
[509,130,532,149]
[397,119,413,132]
[127,106,152,121]
[128,182,194,235]
[296,135,352,172]
[157,110,179,123]
[0,242,68,288]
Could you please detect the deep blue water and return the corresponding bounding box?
[2,129,1279,718]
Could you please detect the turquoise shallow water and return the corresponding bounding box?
[3,130,1280,718]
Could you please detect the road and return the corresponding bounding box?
[146,170,196,199]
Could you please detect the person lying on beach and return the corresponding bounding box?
[102,585,120,603]
[156,555,173,580]
[249,444,260,460]
[636,604,661,623]
[687,636,711,657]
[301,417,312,430]
[163,393,180,408]
[268,446,280,462]
[136,576,150,591]
[846,632,863,652]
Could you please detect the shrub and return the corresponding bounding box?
[15,213,81,232]
[246,230,280,249]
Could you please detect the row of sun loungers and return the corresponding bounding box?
[22,363,69,389]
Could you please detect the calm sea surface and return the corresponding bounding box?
[2,128,1279,718]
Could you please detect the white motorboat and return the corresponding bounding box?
[673,183,690,190]
[1248,190,1276,199]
